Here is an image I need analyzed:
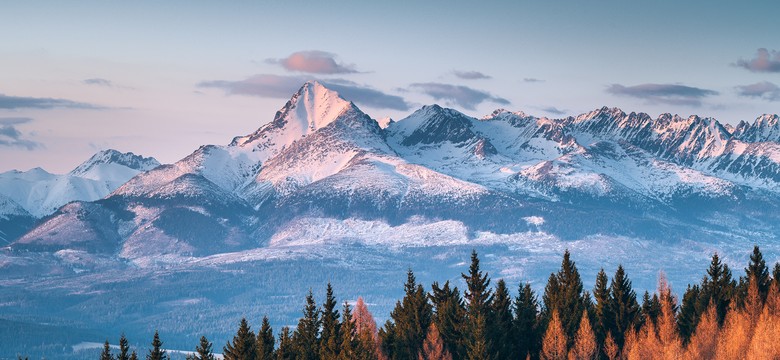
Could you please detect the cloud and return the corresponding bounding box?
[453,70,491,80]
[736,81,780,101]
[197,74,410,111]
[83,78,113,87]
[410,82,510,110]
[735,48,780,73]
[539,106,567,116]
[524,78,544,83]
[266,51,358,74]
[0,94,104,110]
[606,83,718,106]
[0,119,41,150]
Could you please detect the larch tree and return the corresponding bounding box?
[194,336,216,360]
[147,330,168,360]
[224,318,256,360]
[656,277,682,360]
[418,323,453,360]
[292,290,321,360]
[715,304,751,360]
[603,332,619,360]
[683,303,718,360]
[745,302,780,359]
[353,297,380,360]
[541,309,567,360]
[256,316,275,360]
[570,311,597,360]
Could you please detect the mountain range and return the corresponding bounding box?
[2,81,780,358]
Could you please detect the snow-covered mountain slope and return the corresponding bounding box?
[0,150,159,218]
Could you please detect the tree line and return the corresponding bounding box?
[97,246,780,360]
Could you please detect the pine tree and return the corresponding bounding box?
[429,281,466,359]
[224,318,256,360]
[257,317,275,360]
[490,279,513,360]
[606,265,639,349]
[276,327,294,360]
[292,290,321,360]
[338,302,358,360]
[699,253,735,325]
[570,311,596,360]
[380,269,432,360]
[319,283,341,360]
[592,268,611,352]
[118,334,131,360]
[194,336,216,360]
[541,310,567,360]
[543,250,586,346]
[353,297,379,360]
[745,245,770,302]
[418,323,453,360]
[147,331,167,360]
[101,339,114,360]
[514,282,539,359]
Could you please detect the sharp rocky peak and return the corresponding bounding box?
[70,149,160,175]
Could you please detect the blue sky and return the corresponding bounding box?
[1,1,779,172]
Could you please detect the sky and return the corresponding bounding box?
[1,0,779,173]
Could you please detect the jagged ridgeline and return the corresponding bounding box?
[90,247,780,360]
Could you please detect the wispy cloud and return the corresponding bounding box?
[0,94,104,110]
[410,82,509,110]
[265,50,359,74]
[0,117,41,150]
[736,81,780,101]
[538,106,567,116]
[523,78,544,83]
[606,83,718,106]
[453,70,491,80]
[198,74,410,110]
[83,78,113,87]
[734,48,780,73]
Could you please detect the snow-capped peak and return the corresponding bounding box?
[376,116,394,129]
[70,149,160,177]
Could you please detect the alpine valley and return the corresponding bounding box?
[3,81,780,358]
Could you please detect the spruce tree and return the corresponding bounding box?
[256,316,275,360]
[429,281,466,358]
[380,269,432,360]
[118,334,131,360]
[592,268,612,352]
[543,250,586,346]
[699,253,735,325]
[774,263,780,289]
[462,250,494,360]
[319,283,341,360]
[130,351,138,360]
[490,279,513,360]
[223,318,256,360]
[606,265,639,349]
[292,290,321,360]
[147,331,167,360]
[194,336,215,360]
[677,284,700,344]
[745,245,770,301]
[101,339,114,360]
[338,302,357,360]
[514,283,539,359]
[276,327,294,360]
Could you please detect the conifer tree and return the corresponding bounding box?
[639,291,661,328]
[338,302,357,360]
[429,281,466,359]
[541,310,567,360]
[602,332,618,360]
[224,318,256,360]
[591,268,611,351]
[606,265,639,349]
[194,336,215,360]
[147,331,167,360]
[101,339,114,360]
[490,279,513,360]
[699,253,735,325]
[773,263,780,289]
[462,250,494,360]
[380,269,432,360]
[257,317,275,360]
[293,290,321,360]
[684,303,718,360]
[418,323,453,360]
[319,283,341,360]
[118,334,131,360]
[130,351,138,360]
[656,277,682,359]
[570,311,596,360]
[543,250,586,345]
[745,245,770,301]
[514,282,539,359]
[677,284,700,344]
[353,297,380,360]
[276,327,294,360]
